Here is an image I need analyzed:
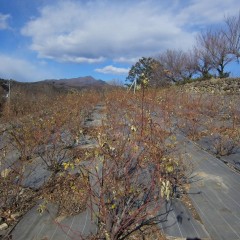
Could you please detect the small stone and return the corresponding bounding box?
[0,223,8,231]
[19,188,25,196]
[10,212,21,220]
[1,168,11,178]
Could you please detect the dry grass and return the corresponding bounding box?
[42,173,89,216]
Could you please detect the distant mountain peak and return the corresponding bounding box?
[42,76,107,89]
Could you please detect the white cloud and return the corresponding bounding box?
[176,0,239,27]
[114,57,140,64]
[21,0,240,63]
[95,65,129,75]
[0,54,54,82]
[59,56,105,64]
[0,13,10,30]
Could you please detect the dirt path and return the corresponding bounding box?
[177,134,240,240]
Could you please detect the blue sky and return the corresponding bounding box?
[0,0,239,82]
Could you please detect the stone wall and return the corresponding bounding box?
[181,78,240,94]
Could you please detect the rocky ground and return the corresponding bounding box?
[181,77,240,94]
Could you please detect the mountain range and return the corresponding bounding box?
[0,76,108,110]
[41,76,108,89]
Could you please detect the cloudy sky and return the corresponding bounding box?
[0,0,239,82]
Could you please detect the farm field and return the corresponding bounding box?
[2,2,240,240]
[0,79,240,240]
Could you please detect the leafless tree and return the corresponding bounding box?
[157,49,197,83]
[196,29,235,78]
[184,49,199,79]
[193,45,213,79]
[224,11,240,60]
